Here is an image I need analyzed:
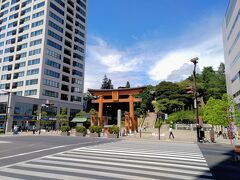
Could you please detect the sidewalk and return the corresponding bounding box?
[122,129,240,145]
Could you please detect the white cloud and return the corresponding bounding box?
[84,15,225,92]
[148,35,224,81]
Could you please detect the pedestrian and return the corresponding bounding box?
[13,125,18,135]
[169,126,174,139]
[32,125,36,134]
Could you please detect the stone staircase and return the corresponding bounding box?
[141,112,157,133]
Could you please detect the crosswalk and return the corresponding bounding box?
[0,140,213,180]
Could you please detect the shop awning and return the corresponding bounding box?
[71,118,87,123]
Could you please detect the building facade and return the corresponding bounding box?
[0,0,87,131]
[223,0,240,108]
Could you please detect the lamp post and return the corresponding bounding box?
[190,57,200,142]
[39,100,54,135]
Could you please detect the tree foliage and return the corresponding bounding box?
[75,111,86,118]
[101,75,113,89]
[203,94,237,126]
[167,110,195,124]
[56,108,68,127]
[125,81,130,88]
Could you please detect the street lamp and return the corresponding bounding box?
[0,90,11,134]
[39,100,54,135]
[190,57,201,142]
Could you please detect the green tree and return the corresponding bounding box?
[167,110,195,124]
[75,111,86,118]
[56,108,68,127]
[203,94,237,126]
[137,85,155,114]
[125,81,130,88]
[101,75,113,89]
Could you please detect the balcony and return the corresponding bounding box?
[63,57,71,65]
[65,32,72,40]
[61,94,68,101]
[62,75,70,82]
[61,84,69,92]
[64,40,72,48]
[64,49,71,57]
[62,66,70,74]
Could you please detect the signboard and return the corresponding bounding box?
[13,116,33,121]
[112,91,119,101]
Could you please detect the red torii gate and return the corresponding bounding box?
[88,87,145,132]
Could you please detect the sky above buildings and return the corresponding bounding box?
[85,0,229,91]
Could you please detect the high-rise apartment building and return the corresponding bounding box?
[223,0,240,108]
[0,0,87,131]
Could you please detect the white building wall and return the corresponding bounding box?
[223,0,240,106]
[0,0,87,110]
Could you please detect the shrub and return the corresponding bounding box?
[0,128,4,134]
[109,125,120,134]
[76,126,87,134]
[61,126,70,132]
[89,125,102,133]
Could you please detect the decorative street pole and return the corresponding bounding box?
[190,57,200,142]
[39,100,54,135]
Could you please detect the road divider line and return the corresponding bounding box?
[0,140,104,161]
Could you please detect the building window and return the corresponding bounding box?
[42,89,58,98]
[49,11,64,24]
[45,59,61,69]
[30,39,42,46]
[43,79,59,88]
[1,74,11,80]
[54,0,65,8]
[14,62,26,69]
[31,29,43,37]
[26,79,38,85]
[20,7,31,16]
[48,30,62,42]
[12,81,24,88]
[44,69,60,78]
[0,33,5,39]
[25,89,37,96]
[15,91,22,96]
[27,68,39,75]
[49,20,63,33]
[50,2,64,16]
[28,58,40,66]
[33,1,45,10]
[46,49,61,60]
[47,39,62,51]
[16,52,27,60]
[31,20,44,28]
[29,48,41,56]
[72,69,83,77]
[18,34,29,42]
[32,10,44,19]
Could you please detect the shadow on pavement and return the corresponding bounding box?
[199,143,240,180]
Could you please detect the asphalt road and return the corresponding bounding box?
[0,136,116,167]
[0,137,212,180]
[199,143,240,180]
[1,136,239,180]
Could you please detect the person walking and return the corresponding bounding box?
[32,125,36,134]
[169,126,174,139]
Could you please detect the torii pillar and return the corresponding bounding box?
[98,95,103,126]
[129,94,135,131]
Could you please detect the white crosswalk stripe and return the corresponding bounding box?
[0,140,213,180]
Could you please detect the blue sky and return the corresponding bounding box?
[85,0,228,91]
